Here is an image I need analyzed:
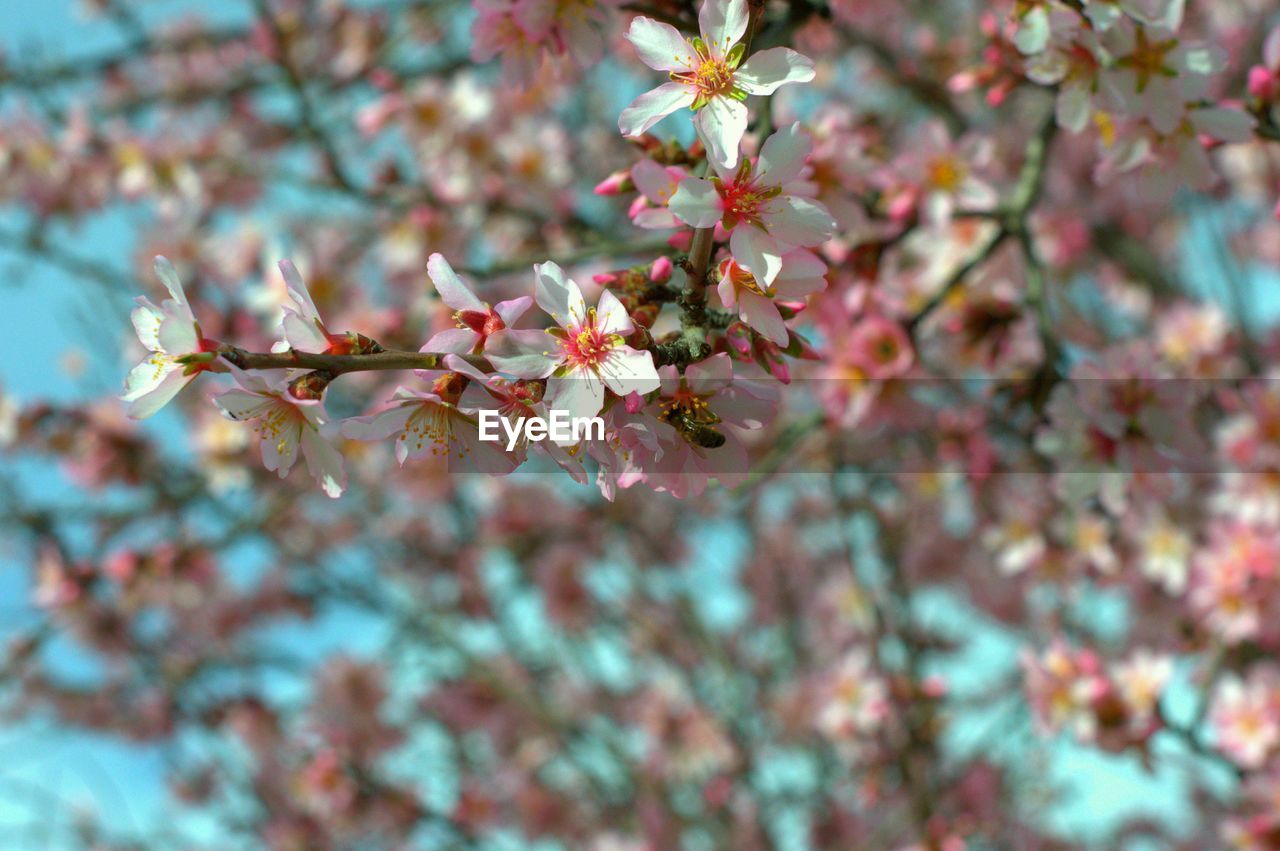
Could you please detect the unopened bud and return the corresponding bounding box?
[649,256,673,283]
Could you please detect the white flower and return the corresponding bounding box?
[486,262,661,425]
[212,365,346,498]
[275,259,332,353]
[122,256,214,419]
[340,373,520,475]
[618,0,814,169]
[425,253,532,354]
[669,123,835,285]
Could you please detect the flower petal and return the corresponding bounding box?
[428,252,485,312]
[534,261,588,329]
[735,48,815,95]
[154,256,191,315]
[486,328,561,378]
[619,81,696,137]
[546,369,607,422]
[730,227,784,286]
[695,95,748,170]
[625,17,696,72]
[598,347,660,397]
[595,289,635,337]
[301,428,347,498]
[123,362,190,419]
[738,289,788,345]
[213,387,274,422]
[698,0,748,59]
[755,122,812,188]
[424,327,482,354]
[669,177,723,228]
[763,196,835,247]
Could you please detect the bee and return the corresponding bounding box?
[664,404,726,449]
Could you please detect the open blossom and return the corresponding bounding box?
[123,256,221,419]
[341,372,520,475]
[670,123,835,285]
[487,262,660,423]
[618,0,814,169]
[426,253,532,355]
[628,158,691,230]
[212,365,346,498]
[716,249,825,345]
[1211,670,1280,769]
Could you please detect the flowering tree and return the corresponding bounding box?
[6,0,1280,846]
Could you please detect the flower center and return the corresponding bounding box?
[455,308,504,338]
[670,38,745,107]
[719,259,767,295]
[559,310,618,370]
[717,177,775,230]
[926,155,966,192]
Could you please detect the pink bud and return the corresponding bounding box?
[593,170,631,196]
[725,322,752,357]
[592,272,618,285]
[1249,66,1275,100]
[649,256,673,283]
[624,391,644,414]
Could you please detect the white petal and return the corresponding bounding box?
[735,48,815,95]
[598,347,660,397]
[685,352,732,393]
[157,312,199,355]
[130,298,165,351]
[730,227,784,286]
[669,177,723,228]
[625,17,696,72]
[259,413,301,476]
[632,158,681,205]
[698,0,748,60]
[282,308,330,353]
[341,404,416,442]
[546,369,607,422]
[485,329,561,378]
[213,388,274,422]
[278,260,322,323]
[428,253,485,312]
[301,428,347,498]
[755,122,812,188]
[534,261,588,329]
[424,327,481,354]
[494,295,533,325]
[595,289,634,337]
[123,361,189,419]
[739,289,788,345]
[619,82,696,137]
[763,196,835,247]
[695,95,748,170]
[153,256,191,315]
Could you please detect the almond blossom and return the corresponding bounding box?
[486,262,660,422]
[425,253,532,355]
[211,365,346,498]
[669,122,835,285]
[618,0,815,169]
[340,372,520,475]
[715,249,825,346]
[122,256,220,419]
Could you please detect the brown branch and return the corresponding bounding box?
[217,346,484,375]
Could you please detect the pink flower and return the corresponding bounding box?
[715,249,826,346]
[670,123,835,285]
[618,0,814,169]
[212,365,346,497]
[845,314,914,379]
[1211,671,1280,769]
[486,262,660,422]
[340,372,520,475]
[122,257,221,419]
[425,253,532,355]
